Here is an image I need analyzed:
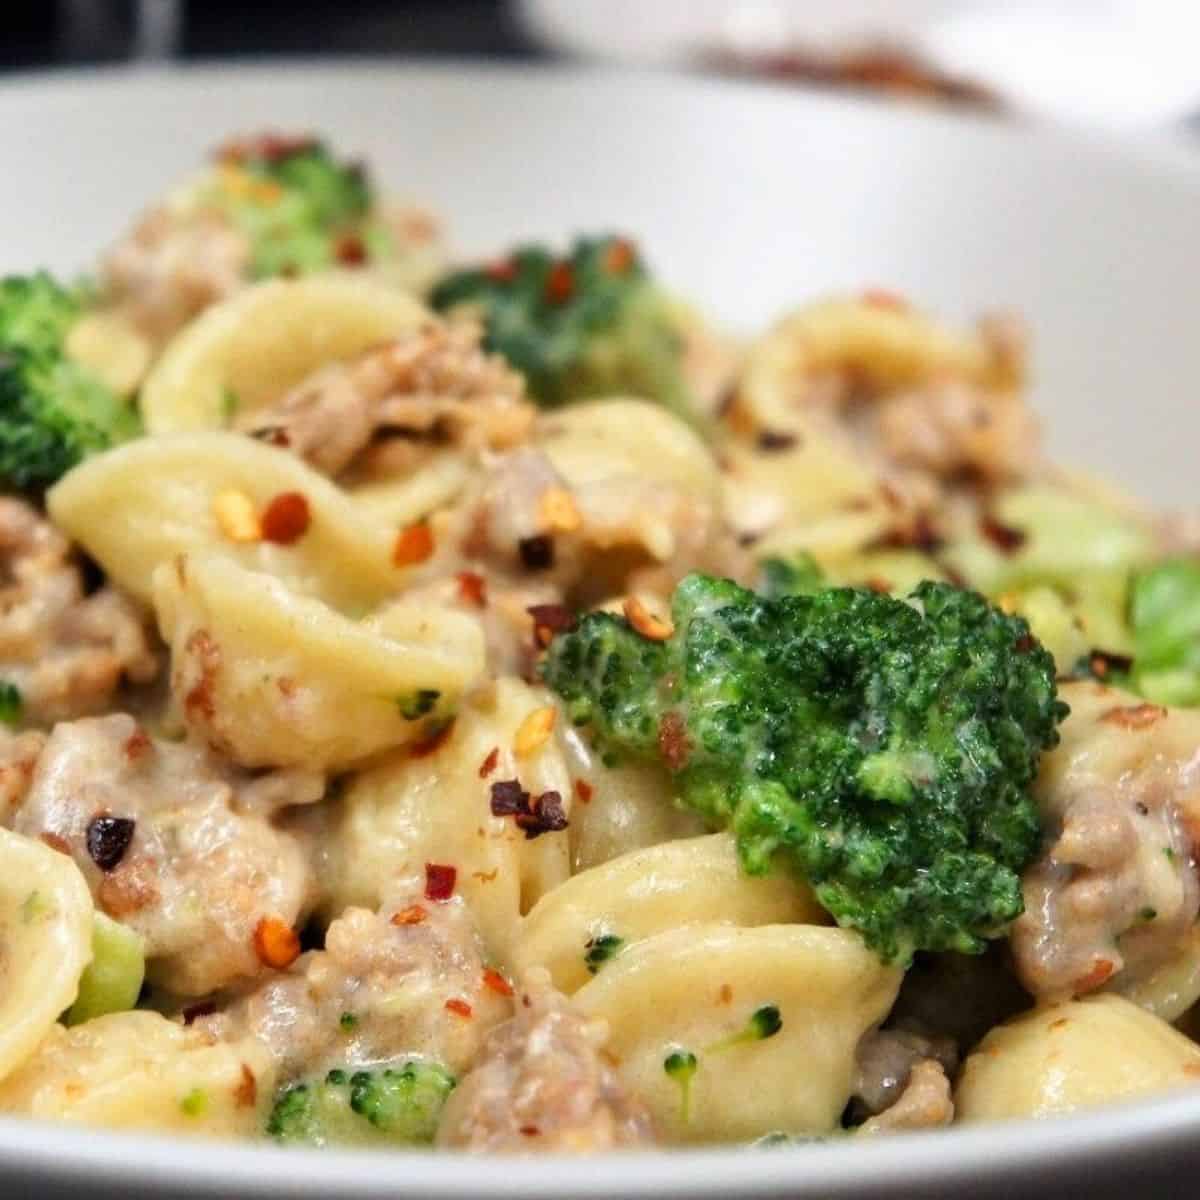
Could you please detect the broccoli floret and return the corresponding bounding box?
[430,235,698,422]
[0,273,140,491]
[266,1062,455,1148]
[210,137,376,279]
[542,574,1067,963]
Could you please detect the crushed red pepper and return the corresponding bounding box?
[457,570,488,608]
[544,261,574,304]
[260,492,311,545]
[444,997,473,1019]
[391,904,428,927]
[574,779,594,805]
[527,602,574,647]
[482,967,514,997]
[979,513,1027,554]
[478,746,501,778]
[394,522,435,566]
[424,862,458,901]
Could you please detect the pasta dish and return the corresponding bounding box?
[1,133,1199,1154]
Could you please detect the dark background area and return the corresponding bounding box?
[1,1,542,72]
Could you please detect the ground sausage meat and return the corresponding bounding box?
[239,320,532,478]
[1012,682,1200,999]
[200,892,511,1080]
[11,713,323,996]
[852,1027,958,1118]
[436,968,655,1153]
[101,207,250,343]
[0,498,158,724]
[858,1060,954,1135]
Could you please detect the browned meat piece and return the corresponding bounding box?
[858,1060,954,1135]
[875,380,1039,486]
[239,320,532,478]
[11,713,323,996]
[101,208,250,343]
[436,969,654,1153]
[200,892,511,1080]
[0,726,46,824]
[853,1027,958,1118]
[1012,682,1200,999]
[0,498,158,724]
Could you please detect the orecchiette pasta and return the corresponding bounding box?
[0,1010,276,1137]
[139,274,429,433]
[153,553,485,771]
[318,676,572,964]
[514,833,827,994]
[47,432,402,613]
[955,995,1200,1122]
[573,923,901,1142]
[6,138,1200,1161]
[0,829,94,1084]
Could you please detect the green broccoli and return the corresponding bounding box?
[266,1062,455,1148]
[0,273,140,491]
[1127,559,1200,705]
[430,235,698,422]
[542,573,1067,963]
[210,137,377,279]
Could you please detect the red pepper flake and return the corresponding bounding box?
[335,233,367,266]
[602,238,637,275]
[864,577,893,595]
[485,258,518,283]
[518,535,555,571]
[410,718,456,758]
[394,522,434,566]
[457,570,487,608]
[1073,957,1116,993]
[861,287,908,311]
[182,1000,218,1025]
[574,779,594,805]
[444,998,473,1019]
[489,779,569,839]
[478,746,501,778]
[260,492,311,545]
[658,711,691,771]
[424,862,458,901]
[527,603,575,647]
[391,904,428,926]
[544,261,574,305]
[86,815,136,872]
[979,513,1027,555]
[482,967,514,997]
[253,917,301,969]
[1100,703,1167,730]
[124,727,152,761]
[234,1063,258,1108]
[755,429,799,453]
[519,1124,540,1138]
[1014,633,1036,654]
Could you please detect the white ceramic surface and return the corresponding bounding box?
[0,60,1199,1199]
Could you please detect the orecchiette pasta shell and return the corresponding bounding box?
[321,677,572,963]
[153,554,485,771]
[48,432,401,613]
[738,296,1010,434]
[573,923,901,1143]
[0,828,94,1084]
[350,450,473,528]
[514,833,827,994]
[1115,927,1200,1023]
[956,995,1200,1122]
[0,1010,275,1137]
[536,398,720,504]
[140,274,429,433]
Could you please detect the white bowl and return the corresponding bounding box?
[0,60,1198,1198]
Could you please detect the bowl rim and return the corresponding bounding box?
[3,55,1200,1197]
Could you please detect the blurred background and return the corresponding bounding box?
[6,0,1200,136]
